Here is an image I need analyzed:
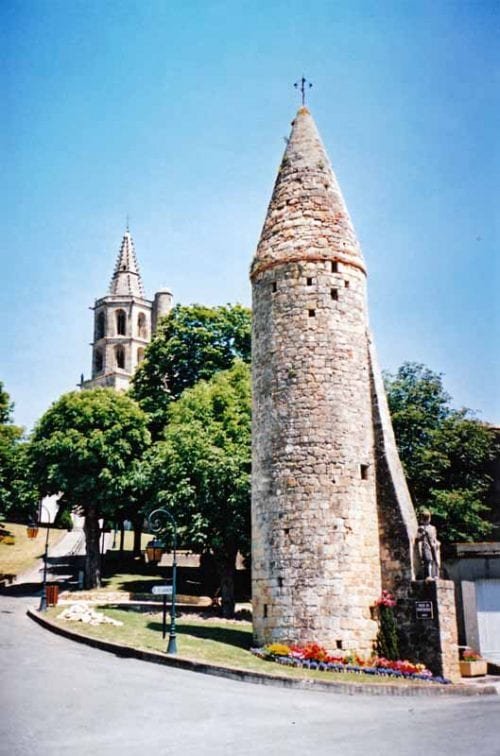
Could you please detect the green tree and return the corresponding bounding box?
[131,303,251,437]
[0,381,38,519]
[28,389,150,587]
[0,381,13,424]
[148,361,251,617]
[385,363,495,544]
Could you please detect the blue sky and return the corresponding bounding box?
[2,0,498,430]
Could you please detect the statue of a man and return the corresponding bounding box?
[416,509,440,580]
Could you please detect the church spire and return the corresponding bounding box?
[251,107,365,280]
[109,228,145,298]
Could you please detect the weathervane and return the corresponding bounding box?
[294,76,312,106]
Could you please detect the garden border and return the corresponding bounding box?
[27,608,498,698]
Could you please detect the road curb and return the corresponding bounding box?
[27,609,498,698]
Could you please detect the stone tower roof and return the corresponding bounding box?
[251,107,366,280]
[109,229,145,297]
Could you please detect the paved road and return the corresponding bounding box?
[1,594,499,756]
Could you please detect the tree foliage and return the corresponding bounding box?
[147,361,251,617]
[28,389,150,586]
[131,303,251,437]
[385,363,495,544]
[0,381,38,519]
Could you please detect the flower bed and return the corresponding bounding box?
[251,642,451,684]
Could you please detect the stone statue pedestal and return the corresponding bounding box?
[396,579,461,682]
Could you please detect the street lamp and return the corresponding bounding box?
[27,503,52,612]
[147,507,177,654]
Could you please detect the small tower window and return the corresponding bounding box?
[96,311,105,340]
[271,282,277,293]
[137,312,147,339]
[345,280,350,288]
[360,464,369,480]
[331,289,338,300]
[94,350,103,373]
[308,309,316,317]
[115,345,125,370]
[306,277,313,286]
[331,261,339,273]
[116,310,126,336]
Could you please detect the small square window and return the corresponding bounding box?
[336,640,343,650]
[360,464,369,480]
[307,277,313,286]
[331,261,339,273]
[344,280,350,288]
[331,289,338,300]
[308,309,316,317]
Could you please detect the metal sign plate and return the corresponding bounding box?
[152,585,173,596]
[415,600,433,620]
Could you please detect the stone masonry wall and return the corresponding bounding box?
[252,257,382,652]
[369,338,418,595]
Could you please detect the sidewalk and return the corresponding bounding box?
[12,523,118,588]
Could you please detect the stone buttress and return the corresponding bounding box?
[251,107,419,653]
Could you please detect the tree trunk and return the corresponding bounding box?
[119,522,125,552]
[217,549,238,619]
[132,513,143,558]
[84,504,101,589]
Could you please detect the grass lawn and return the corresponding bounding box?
[0,523,66,577]
[45,605,444,687]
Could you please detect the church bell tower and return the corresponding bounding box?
[81,228,172,391]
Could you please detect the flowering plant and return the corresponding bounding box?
[375,590,396,608]
[461,648,482,661]
[251,642,448,683]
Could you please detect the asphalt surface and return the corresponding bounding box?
[1,592,500,756]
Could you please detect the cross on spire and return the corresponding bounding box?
[294,76,312,106]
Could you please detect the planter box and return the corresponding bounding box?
[459,659,487,677]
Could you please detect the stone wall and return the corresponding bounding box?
[369,338,418,594]
[252,257,382,652]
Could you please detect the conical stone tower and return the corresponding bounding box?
[251,107,418,653]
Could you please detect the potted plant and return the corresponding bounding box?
[459,648,487,677]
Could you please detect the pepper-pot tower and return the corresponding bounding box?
[251,106,417,652]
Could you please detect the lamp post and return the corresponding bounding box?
[147,507,177,654]
[27,503,52,612]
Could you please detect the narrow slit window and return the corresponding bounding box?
[116,309,126,336]
[336,640,343,650]
[360,464,369,480]
[96,312,105,340]
[278,577,283,588]
[271,282,277,293]
[331,261,339,273]
[307,277,313,286]
[115,346,125,370]
[94,350,103,373]
[263,604,268,618]
[344,280,350,288]
[331,289,338,300]
[308,309,316,317]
